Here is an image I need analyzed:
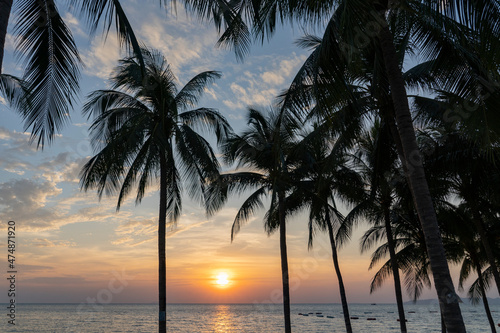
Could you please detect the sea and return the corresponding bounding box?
[1,303,498,332]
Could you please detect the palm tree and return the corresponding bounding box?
[462,264,497,333]
[205,107,298,333]
[361,206,433,303]
[416,128,500,295]
[442,205,498,333]
[0,0,142,147]
[358,159,459,307]
[80,48,230,333]
[284,125,361,333]
[348,6,465,330]
[343,121,409,331]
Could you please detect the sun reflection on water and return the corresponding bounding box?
[210,304,237,332]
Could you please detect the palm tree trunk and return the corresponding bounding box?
[378,25,466,332]
[383,208,407,332]
[278,191,292,333]
[159,154,168,333]
[441,313,447,333]
[475,263,497,333]
[0,0,13,74]
[326,218,352,333]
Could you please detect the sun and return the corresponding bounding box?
[216,272,229,286]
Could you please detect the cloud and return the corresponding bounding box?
[261,71,284,86]
[0,127,36,154]
[223,99,244,111]
[112,218,157,246]
[260,55,305,85]
[0,159,30,175]
[16,264,54,272]
[23,276,87,285]
[230,83,247,96]
[0,176,127,232]
[110,212,214,247]
[79,6,224,82]
[0,188,138,234]
[0,179,62,229]
[38,153,89,183]
[80,34,123,79]
[3,33,15,53]
[167,219,211,238]
[138,16,222,77]
[111,236,134,245]
[220,53,307,114]
[32,238,76,248]
[204,87,218,100]
[0,146,88,182]
[73,123,90,128]
[62,12,87,38]
[223,81,278,111]
[116,218,157,236]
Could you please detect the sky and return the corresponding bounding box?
[0,0,482,305]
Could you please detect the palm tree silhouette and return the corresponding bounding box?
[205,107,298,333]
[80,47,230,333]
[420,130,500,296]
[283,125,361,333]
[344,121,409,331]
[442,205,498,333]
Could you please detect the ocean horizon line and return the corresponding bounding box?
[0,301,398,305]
[4,298,500,305]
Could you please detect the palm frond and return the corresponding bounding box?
[83,89,151,147]
[205,171,266,216]
[213,3,252,62]
[166,159,182,223]
[182,0,253,61]
[369,242,390,269]
[175,124,220,202]
[179,107,231,143]
[116,137,157,209]
[231,186,267,241]
[14,0,81,147]
[175,71,222,108]
[70,0,144,69]
[370,258,393,293]
[80,141,128,199]
[458,257,473,291]
[0,74,28,110]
